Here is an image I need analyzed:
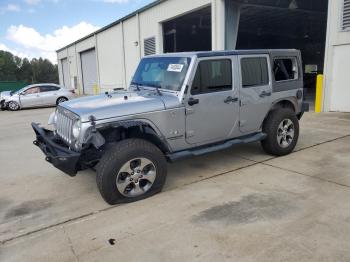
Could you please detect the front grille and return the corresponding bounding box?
[56,107,76,145]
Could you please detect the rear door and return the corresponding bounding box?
[39,85,60,105]
[238,55,272,133]
[185,58,239,145]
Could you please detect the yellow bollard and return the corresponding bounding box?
[93,84,97,95]
[315,74,323,113]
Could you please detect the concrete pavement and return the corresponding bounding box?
[1,108,350,261]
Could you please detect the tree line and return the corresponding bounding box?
[0,50,58,84]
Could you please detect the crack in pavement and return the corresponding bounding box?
[63,226,80,262]
[1,133,350,245]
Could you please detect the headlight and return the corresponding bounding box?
[72,119,81,138]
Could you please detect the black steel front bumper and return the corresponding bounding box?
[32,123,81,176]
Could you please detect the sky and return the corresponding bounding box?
[0,0,154,63]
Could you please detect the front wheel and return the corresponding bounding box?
[96,139,167,205]
[261,108,299,156]
[7,101,20,111]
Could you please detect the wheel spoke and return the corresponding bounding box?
[116,178,132,194]
[279,137,285,146]
[286,120,294,129]
[139,158,153,171]
[130,183,144,196]
[287,129,294,139]
[142,170,156,184]
[119,161,133,174]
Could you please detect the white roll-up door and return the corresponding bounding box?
[61,58,69,88]
[80,49,97,95]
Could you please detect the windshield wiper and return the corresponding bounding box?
[130,81,143,91]
[145,83,162,96]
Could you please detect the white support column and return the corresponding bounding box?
[94,34,101,91]
[225,0,241,50]
[212,0,226,51]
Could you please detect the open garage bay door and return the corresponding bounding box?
[163,6,212,53]
[61,58,69,88]
[80,49,97,95]
[235,0,328,101]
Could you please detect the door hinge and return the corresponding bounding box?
[185,108,195,115]
[186,130,195,137]
[239,120,246,127]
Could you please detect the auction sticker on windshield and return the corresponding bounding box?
[167,64,184,72]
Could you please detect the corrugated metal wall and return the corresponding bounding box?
[56,0,221,95]
[80,49,98,95]
[61,58,69,88]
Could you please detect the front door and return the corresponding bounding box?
[238,55,272,133]
[19,86,42,108]
[185,58,239,145]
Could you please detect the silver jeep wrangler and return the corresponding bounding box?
[32,49,309,204]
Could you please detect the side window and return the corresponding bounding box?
[241,57,269,87]
[191,59,232,95]
[40,86,60,92]
[23,87,39,95]
[273,58,298,82]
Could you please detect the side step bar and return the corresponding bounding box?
[167,132,267,162]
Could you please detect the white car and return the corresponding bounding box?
[0,83,77,111]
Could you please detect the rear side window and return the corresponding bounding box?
[241,57,269,87]
[191,59,232,95]
[273,58,298,81]
[40,86,60,92]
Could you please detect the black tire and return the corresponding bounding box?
[261,108,299,156]
[96,139,167,205]
[7,101,20,111]
[56,97,68,105]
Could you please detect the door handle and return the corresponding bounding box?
[259,91,271,98]
[188,97,199,106]
[224,96,238,104]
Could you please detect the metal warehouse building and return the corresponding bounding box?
[57,0,350,112]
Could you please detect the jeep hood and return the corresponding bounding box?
[62,90,181,122]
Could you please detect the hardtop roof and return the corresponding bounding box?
[145,49,300,58]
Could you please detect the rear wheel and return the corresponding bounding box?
[96,139,167,205]
[8,101,20,111]
[261,108,299,156]
[56,97,68,105]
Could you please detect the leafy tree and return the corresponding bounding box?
[17,58,32,83]
[0,50,58,84]
[0,51,18,81]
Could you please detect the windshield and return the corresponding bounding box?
[132,57,191,91]
[15,86,28,94]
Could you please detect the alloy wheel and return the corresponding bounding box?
[277,119,295,148]
[116,158,157,197]
[8,101,19,111]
